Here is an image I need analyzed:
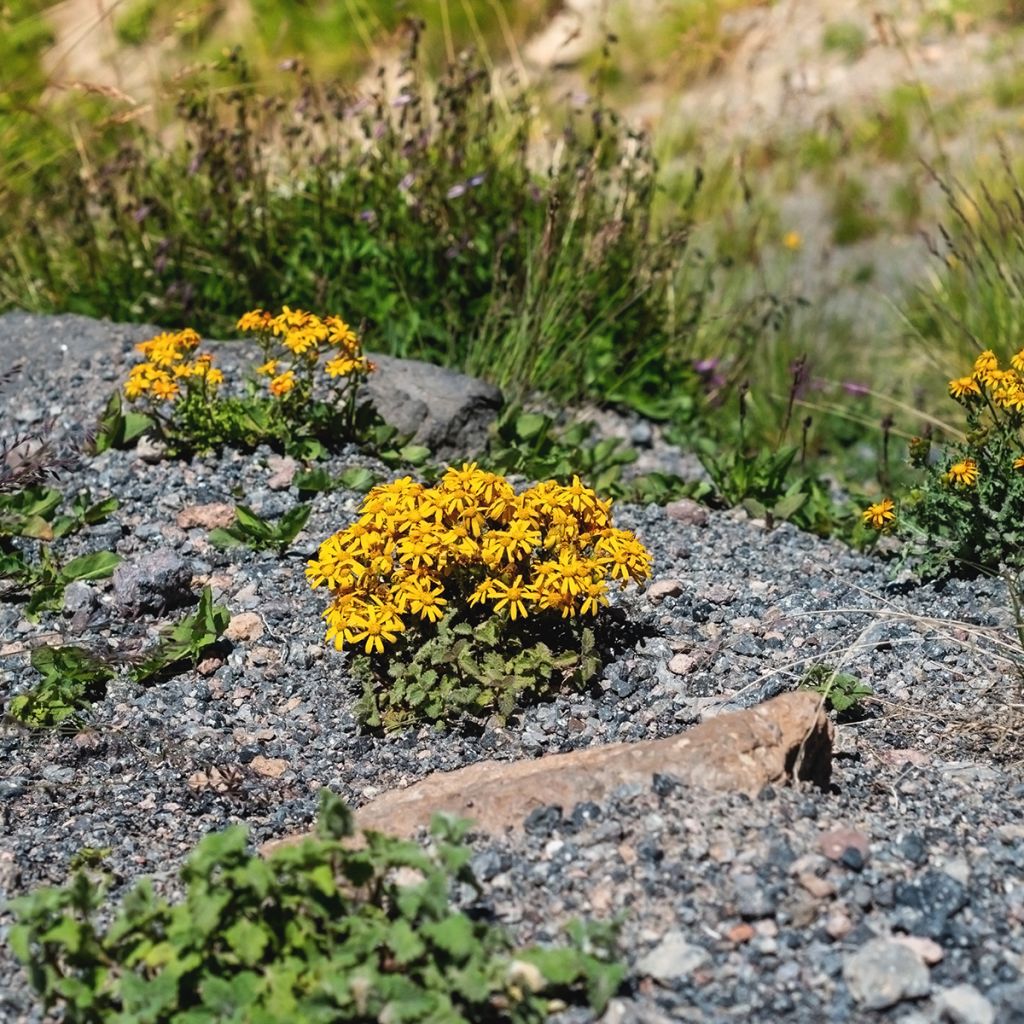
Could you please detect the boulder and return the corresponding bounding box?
[262,691,831,854]
[363,353,502,462]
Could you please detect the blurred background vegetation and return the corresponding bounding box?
[5,0,1024,533]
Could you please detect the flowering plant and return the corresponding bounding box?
[308,465,652,729]
[862,347,1024,577]
[115,308,374,457]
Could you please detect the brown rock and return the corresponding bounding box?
[825,910,852,940]
[894,935,945,965]
[667,652,698,676]
[819,827,871,863]
[664,498,709,527]
[262,692,832,854]
[176,503,236,530]
[267,455,298,490]
[647,579,683,603]
[225,612,265,643]
[727,922,755,944]
[250,755,289,779]
[798,872,836,899]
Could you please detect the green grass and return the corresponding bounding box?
[822,20,868,63]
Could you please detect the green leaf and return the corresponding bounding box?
[515,412,549,441]
[421,915,475,961]
[772,491,809,520]
[338,467,376,493]
[224,918,269,966]
[61,551,120,582]
[399,444,432,466]
[208,527,245,548]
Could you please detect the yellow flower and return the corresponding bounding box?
[782,231,802,251]
[393,578,447,623]
[268,370,297,397]
[488,575,536,621]
[124,375,148,399]
[579,578,609,616]
[1011,349,1024,374]
[1014,457,1024,471]
[204,367,224,387]
[973,350,1000,385]
[325,316,359,353]
[948,375,981,400]
[325,356,370,378]
[237,309,272,332]
[347,599,405,654]
[861,498,896,530]
[256,359,280,377]
[945,459,979,487]
[150,375,179,402]
[281,326,325,356]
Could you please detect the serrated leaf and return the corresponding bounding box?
[421,915,475,961]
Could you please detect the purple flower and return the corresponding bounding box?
[468,173,486,188]
[132,203,153,224]
[398,172,415,192]
[842,380,871,397]
[446,183,467,200]
[358,209,377,224]
[694,357,720,375]
[392,92,413,108]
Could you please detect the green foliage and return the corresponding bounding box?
[131,586,230,684]
[294,465,379,497]
[355,610,602,733]
[0,40,702,413]
[0,546,121,621]
[5,645,116,729]
[800,663,873,714]
[482,405,706,506]
[831,176,882,246]
[9,790,624,1023]
[822,21,868,62]
[209,504,311,555]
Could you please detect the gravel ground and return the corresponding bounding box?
[0,314,1022,1023]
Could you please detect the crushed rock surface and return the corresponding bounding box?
[0,314,1022,1023]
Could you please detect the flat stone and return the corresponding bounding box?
[667,653,698,676]
[647,579,684,603]
[250,756,289,779]
[664,498,708,527]
[363,353,502,461]
[935,984,995,1024]
[176,503,236,530]
[635,930,710,983]
[262,692,832,853]
[267,455,297,490]
[820,827,871,863]
[112,549,192,617]
[225,612,265,643]
[843,938,931,1010]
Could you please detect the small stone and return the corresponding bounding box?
[820,827,871,864]
[176,503,236,530]
[894,935,945,966]
[668,653,698,676]
[664,498,708,527]
[647,579,683,603]
[825,910,852,940]
[62,581,96,616]
[798,872,836,899]
[196,656,222,676]
[704,583,733,605]
[250,755,289,779]
[635,931,710,983]
[727,922,755,944]
[843,938,931,1009]
[935,984,995,1024]
[112,549,192,617]
[267,454,298,490]
[225,612,265,643]
[135,436,165,463]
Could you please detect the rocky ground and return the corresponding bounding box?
[0,313,1023,1023]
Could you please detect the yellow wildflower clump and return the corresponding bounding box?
[861,498,896,530]
[949,347,1024,412]
[236,306,374,399]
[124,328,223,404]
[307,466,652,655]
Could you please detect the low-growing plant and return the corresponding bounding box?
[0,547,121,622]
[866,347,1024,578]
[9,789,625,1023]
[308,465,652,729]
[4,645,117,729]
[131,586,230,684]
[294,465,380,498]
[115,308,374,458]
[209,503,311,555]
[800,663,873,714]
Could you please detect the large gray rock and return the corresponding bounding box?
[364,352,502,462]
[843,938,931,1010]
[112,549,193,617]
[0,312,158,370]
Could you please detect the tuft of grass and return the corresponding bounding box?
[822,20,868,63]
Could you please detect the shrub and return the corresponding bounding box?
[307,465,652,729]
[8,790,625,1023]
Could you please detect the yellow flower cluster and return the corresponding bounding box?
[949,348,1024,411]
[125,329,224,402]
[862,498,896,530]
[307,466,653,654]
[237,306,373,398]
